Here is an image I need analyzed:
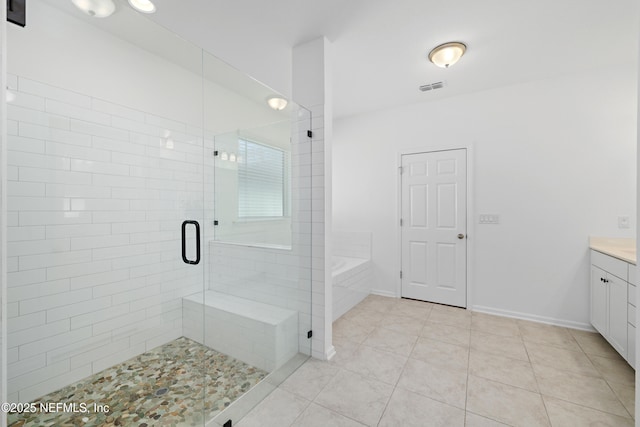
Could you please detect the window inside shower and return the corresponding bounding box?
[4,1,312,426]
[237,139,287,220]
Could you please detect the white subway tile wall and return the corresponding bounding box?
[7,75,205,403]
[308,105,329,360]
[7,75,314,404]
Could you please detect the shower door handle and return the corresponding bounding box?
[181,220,201,265]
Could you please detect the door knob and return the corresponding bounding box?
[457,233,465,239]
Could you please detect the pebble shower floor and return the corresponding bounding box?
[8,337,267,427]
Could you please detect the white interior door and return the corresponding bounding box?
[401,149,467,307]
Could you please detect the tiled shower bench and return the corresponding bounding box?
[182,291,298,372]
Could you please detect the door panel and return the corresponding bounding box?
[410,185,428,227]
[409,241,428,285]
[401,149,467,307]
[437,183,456,228]
[608,274,628,356]
[590,265,608,335]
[436,242,456,288]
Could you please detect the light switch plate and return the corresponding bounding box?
[479,214,500,224]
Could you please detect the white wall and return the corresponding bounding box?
[333,64,637,328]
[9,2,286,136]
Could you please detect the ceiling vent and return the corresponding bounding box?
[419,81,446,92]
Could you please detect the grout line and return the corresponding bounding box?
[543,394,635,422]
[522,332,553,426]
[463,325,471,426]
[373,328,416,426]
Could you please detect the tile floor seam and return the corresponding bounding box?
[416,334,469,349]
[464,410,516,427]
[374,346,413,427]
[585,351,636,397]
[467,360,545,393]
[585,350,627,361]
[309,396,369,427]
[540,393,635,421]
[464,327,471,421]
[284,395,313,427]
[468,345,529,365]
[606,379,636,419]
[521,336,553,426]
[602,378,635,419]
[523,338,594,356]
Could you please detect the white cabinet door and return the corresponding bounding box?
[590,265,608,335]
[628,325,636,369]
[608,274,628,356]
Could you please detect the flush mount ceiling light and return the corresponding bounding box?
[428,42,467,68]
[267,97,288,111]
[71,0,116,18]
[128,0,156,13]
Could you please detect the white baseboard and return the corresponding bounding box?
[471,305,595,332]
[370,289,397,298]
[325,345,336,361]
[312,345,337,361]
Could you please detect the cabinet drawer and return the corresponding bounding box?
[628,303,636,327]
[630,283,637,307]
[630,265,638,287]
[592,250,628,281]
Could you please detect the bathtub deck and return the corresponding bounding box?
[333,256,372,321]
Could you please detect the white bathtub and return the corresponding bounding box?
[332,255,371,321]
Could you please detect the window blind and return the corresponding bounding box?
[238,139,285,218]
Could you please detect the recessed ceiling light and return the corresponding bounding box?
[128,0,156,14]
[267,97,288,111]
[428,42,467,68]
[71,0,116,18]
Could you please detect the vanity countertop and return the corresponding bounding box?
[589,237,636,265]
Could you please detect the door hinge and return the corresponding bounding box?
[307,130,313,138]
[307,330,313,339]
[213,150,219,157]
[398,166,403,174]
[400,218,403,226]
[400,271,403,279]
[213,220,219,226]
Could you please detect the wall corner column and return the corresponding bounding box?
[292,37,334,360]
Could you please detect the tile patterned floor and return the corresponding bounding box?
[237,295,636,427]
[8,337,267,427]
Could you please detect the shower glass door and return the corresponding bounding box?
[5,1,312,427]
[202,51,313,425]
[6,1,208,425]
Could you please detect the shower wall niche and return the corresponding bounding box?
[5,1,312,425]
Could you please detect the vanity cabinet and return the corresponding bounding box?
[628,265,637,368]
[590,250,635,366]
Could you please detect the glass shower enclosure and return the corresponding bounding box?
[4,1,312,426]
